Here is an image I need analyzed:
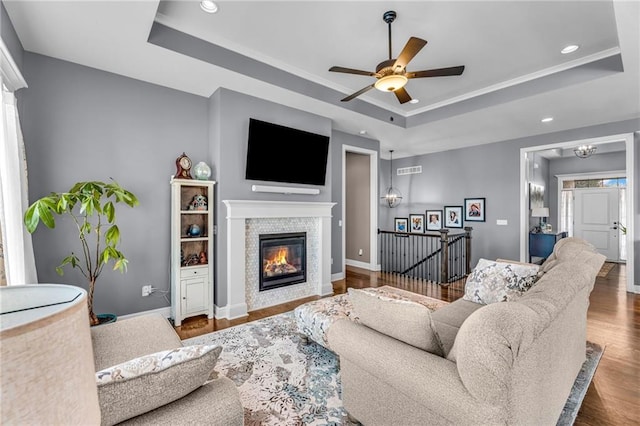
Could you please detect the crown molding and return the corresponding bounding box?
[0,39,27,91]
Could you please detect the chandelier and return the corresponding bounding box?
[574,145,597,159]
[381,150,402,208]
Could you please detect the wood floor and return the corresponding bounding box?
[175,263,639,425]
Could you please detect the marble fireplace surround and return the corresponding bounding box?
[222,200,336,319]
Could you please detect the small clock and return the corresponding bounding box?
[175,152,193,179]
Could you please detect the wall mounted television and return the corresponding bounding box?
[245,118,330,186]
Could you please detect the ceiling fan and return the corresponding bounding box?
[329,10,465,104]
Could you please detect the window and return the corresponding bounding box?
[559,190,574,237]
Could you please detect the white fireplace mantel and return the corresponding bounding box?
[222,200,336,319]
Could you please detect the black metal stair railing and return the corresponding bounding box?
[378,227,472,284]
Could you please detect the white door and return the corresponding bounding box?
[573,188,619,260]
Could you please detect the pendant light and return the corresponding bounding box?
[381,150,402,208]
[573,145,596,159]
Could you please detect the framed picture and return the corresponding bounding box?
[426,210,443,231]
[529,183,544,209]
[464,198,486,222]
[409,214,425,232]
[394,217,408,233]
[444,206,463,228]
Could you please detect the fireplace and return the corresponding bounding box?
[259,232,306,291]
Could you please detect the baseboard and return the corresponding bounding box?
[345,258,375,270]
[320,282,334,297]
[331,272,344,281]
[118,306,171,320]
[227,302,249,320]
[214,304,229,319]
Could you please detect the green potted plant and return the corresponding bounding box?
[24,180,139,326]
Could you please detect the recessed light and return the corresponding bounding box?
[359,130,367,135]
[561,45,579,54]
[200,0,218,13]
[541,117,554,123]
[409,99,419,104]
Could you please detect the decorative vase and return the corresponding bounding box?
[95,313,117,326]
[193,162,212,180]
[188,224,202,237]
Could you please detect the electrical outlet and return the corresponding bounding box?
[358,249,363,256]
[142,285,153,297]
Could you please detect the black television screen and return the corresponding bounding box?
[245,118,330,186]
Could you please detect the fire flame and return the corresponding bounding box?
[263,246,298,276]
[265,248,289,268]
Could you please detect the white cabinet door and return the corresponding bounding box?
[573,188,619,260]
[182,276,207,315]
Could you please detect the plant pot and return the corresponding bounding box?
[93,313,117,326]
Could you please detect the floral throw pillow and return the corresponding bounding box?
[95,344,221,384]
[95,344,222,426]
[463,258,540,304]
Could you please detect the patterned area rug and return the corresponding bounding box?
[183,311,603,425]
[184,312,348,425]
[557,341,605,426]
[597,262,616,278]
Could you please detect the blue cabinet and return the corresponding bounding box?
[529,232,567,263]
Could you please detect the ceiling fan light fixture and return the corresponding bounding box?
[374,74,408,92]
[329,10,464,104]
[200,0,218,13]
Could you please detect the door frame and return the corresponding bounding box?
[519,133,636,293]
[342,145,379,275]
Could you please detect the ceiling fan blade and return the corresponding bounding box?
[329,66,379,77]
[407,65,465,79]
[393,37,428,70]
[341,84,375,102]
[394,87,412,104]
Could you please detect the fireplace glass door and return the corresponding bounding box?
[259,232,306,291]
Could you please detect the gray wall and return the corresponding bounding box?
[208,88,332,306]
[379,142,522,266]
[379,119,640,268]
[20,52,210,316]
[345,152,370,263]
[330,130,380,275]
[547,151,626,230]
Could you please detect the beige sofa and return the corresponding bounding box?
[328,238,605,425]
[91,314,243,425]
